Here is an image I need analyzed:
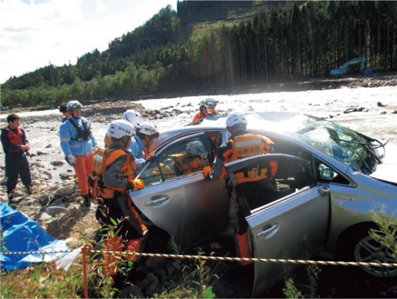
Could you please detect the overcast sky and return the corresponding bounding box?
[0,0,177,84]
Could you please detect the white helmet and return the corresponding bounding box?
[107,120,135,139]
[185,140,208,159]
[137,122,159,138]
[204,98,217,108]
[122,110,144,128]
[226,112,248,130]
[67,100,83,111]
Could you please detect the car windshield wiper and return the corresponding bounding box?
[355,150,372,174]
[332,137,382,164]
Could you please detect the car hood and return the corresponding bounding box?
[370,142,397,184]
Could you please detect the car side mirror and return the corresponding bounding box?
[319,165,335,180]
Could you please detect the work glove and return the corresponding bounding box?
[202,166,211,178]
[146,155,157,163]
[132,179,145,190]
[66,154,77,166]
[126,179,145,191]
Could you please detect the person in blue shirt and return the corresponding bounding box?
[59,100,97,207]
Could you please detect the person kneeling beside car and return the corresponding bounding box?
[95,120,147,276]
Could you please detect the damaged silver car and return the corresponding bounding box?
[130,112,397,295]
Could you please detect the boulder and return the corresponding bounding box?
[154,268,166,281]
[36,151,48,156]
[141,273,158,290]
[38,194,50,206]
[67,204,80,212]
[119,286,144,299]
[377,101,386,107]
[31,162,45,168]
[39,212,52,221]
[144,282,165,298]
[54,186,75,197]
[41,170,52,179]
[27,197,36,204]
[45,206,68,216]
[64,238,80,248]
[83,228,97,240]
[60,173,71,180]
[51,161,65,166]
[145,257,168,269]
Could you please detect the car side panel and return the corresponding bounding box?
[183,174,230,247]
[131,174,229,248]
[130,180,186,242]
[248,186,330,296]
[325,173,397,253]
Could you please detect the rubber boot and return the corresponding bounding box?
[83,194,91,208]
[7,189,15,203]
[26,185,33,195]
[235,233,252,266]
[125,238,144,262]
[103,236,124,276]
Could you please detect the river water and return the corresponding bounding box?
[1,86,396,181]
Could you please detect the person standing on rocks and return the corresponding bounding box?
[58,103,71,123]
[95,120,147,276]
[59,100,97,207]
[203,112,277,266]
[1,114,33,201]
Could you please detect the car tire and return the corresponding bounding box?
[338,226,397,279]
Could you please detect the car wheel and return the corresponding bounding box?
[342,228,397,278]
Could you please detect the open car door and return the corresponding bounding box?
[131,133,229,248]
[225,154,331,296]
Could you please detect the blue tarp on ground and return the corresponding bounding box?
[0,202,70,270]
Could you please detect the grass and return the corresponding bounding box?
[190,21,236,41]
[1,263,83,298]
[1,235,218,298]
[187,2,271,41]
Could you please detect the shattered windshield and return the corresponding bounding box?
[291,116,379,174]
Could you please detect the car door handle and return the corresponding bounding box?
[256,223,279,239]
[145,196,169,207]
[318,186,330,197]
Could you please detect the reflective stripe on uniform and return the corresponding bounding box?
[234,139,261,148]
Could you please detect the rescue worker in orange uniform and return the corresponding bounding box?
[192,105,208,122]
[192,98,219,122]
[95,120,147,276]
[204,98,219,117]
[174,140,209,175]
[204,112,277,265]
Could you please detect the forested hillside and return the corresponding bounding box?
[2,1,397,107]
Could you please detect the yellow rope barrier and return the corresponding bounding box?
[3,248,397,268]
